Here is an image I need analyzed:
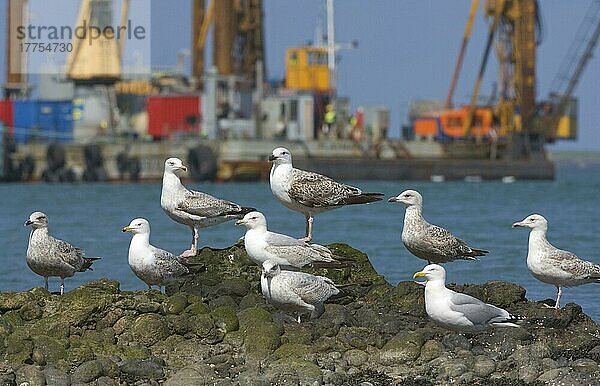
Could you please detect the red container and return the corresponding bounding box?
[0,100,14,134]
[147,95,201,138]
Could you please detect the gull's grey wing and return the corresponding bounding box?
[288,169,361,208]
[177,189,243,218]
[151,246,189,278]
[547,248,600,279]
[49,236,85,269]
[448,291,510,326]
[290,273,339,305]
[264,245,315,267]
[544,247,579,262]
[409,223,485,259]
[264,232,336,267]
[264,231,307,247]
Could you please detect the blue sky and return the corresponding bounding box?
[1,1,599,151]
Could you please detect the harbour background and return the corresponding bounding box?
[1,157,599,322]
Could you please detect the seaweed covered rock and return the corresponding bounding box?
[0,243,597,385]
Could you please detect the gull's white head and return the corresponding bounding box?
[262,260,281,278]
[512,214,548,231]
[122,218,151,234]
[413,264,446,282]
[25,211,48,229]
[268,147,292,165]
[388,189,423,206]
[235,211,267,229]
[164,157,187,174]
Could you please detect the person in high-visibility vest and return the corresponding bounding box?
[323,104,336,136]
[350,107,365,142]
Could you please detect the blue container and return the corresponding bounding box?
[38,101,73,143]
[13,100,39,144]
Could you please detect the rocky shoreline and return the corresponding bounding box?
[0,243,599,385]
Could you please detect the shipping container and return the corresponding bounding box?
[146,95,201,138]
[13,100,74,144]
[0,101,13,135]
[13,100,39,144]
[38,101,74,143]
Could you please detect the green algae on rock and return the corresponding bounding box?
[0,243,597,385]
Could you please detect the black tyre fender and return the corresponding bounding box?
[186,145,217,182]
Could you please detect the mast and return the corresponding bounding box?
[326,0,336,96]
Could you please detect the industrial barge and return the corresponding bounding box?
[2,0,597,182]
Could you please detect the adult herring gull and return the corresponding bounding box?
[25,211,100,295]
[512,214,600,309]
[122,218,189,291]
[389,190,488,264]
[161,157,255,257]
[235,211,344,268]
[269,147,384,241]
[261,260,340,322]
[413,264,521,332]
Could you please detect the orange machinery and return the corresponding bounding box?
[414,107,499,140]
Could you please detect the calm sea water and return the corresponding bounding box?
[1,162,598,322]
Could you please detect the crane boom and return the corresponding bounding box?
[550,0,600,112]
[445,0,480,109]
[463,0,505,136]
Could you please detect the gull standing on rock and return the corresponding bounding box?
[512,214,600,309]
[268,147,384,241]
[25,211,100,295]
[161,157,255,257]
[236,211,344,268]
[122,218,189,291]
[261,260,340,322]
[389,190,488,264]
[413,264,521,332]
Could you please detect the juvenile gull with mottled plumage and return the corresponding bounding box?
[122,218,189,291]
[389,189,488,264]
[268,147,384,241]
[414,264,522,332]
[261,260,340,322]
[235,211,344,268]
[25,211,100,295]
[513,213,600,309]
[161,157,255,257]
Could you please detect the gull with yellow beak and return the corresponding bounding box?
[161,157,255,257]
[414,264,521,332]
[235,211,345,268]
[122,218,188,291]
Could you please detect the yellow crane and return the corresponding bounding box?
[66,0,129,84]
[191,0,264,89]
[413,0,600,157]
